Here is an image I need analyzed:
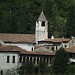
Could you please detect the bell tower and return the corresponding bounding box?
[35,11,48,44]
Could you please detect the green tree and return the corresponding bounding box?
[67,64,75,75]
[52,47,69,75]
[65,2,75,38]
[39,60,48,74]
[0,0,73,36]
[18,60,34,75]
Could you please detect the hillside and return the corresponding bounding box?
[0,0,75,38]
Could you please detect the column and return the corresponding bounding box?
[22,56,23,63]
[39,57,40,63]
[33,57,35,64]
[48,58,50,65]
[23,56,25,63]
[37,57,39,64]
[32,57,34,62]
[25,57,27,63]
[29,57,30,63]
[30,57,32,63]
[35,57,37,64]
[50,57,52,64]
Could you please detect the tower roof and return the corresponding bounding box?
[38,11,47,21]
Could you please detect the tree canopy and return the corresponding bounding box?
[52,47,69,75]
[64,2,75,38]
[0,0,75,38]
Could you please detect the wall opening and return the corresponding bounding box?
[7,56,10,63]
[12,56,15,63]
[41,21,45,26]
[32,47,33,51]
[1,70,3,75]
[65,45,67,48]
[56,46,57,50]
[19,56,22,63]
[52,47,54,51]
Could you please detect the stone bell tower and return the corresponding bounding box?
[35,11,48,44]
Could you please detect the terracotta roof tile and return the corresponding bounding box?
[21,51,55,55]
[0,33,35,43]
[0,45,55,56]
[65,46,75,53]
[39,38,70,43]
[0,45,27,52]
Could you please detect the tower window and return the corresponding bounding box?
[41,21,45,26]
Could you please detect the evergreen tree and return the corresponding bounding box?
[18,60,34,75]
[67,64,75,75]
[0,0,73,35]
[52,47,69,75]
[65,3,75,38]
[39,60,48,74]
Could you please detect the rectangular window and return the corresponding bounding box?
[7,56,10,63]
[52,47,54,51]
[19,56,22,63]
[0,70,3,75]
[12,56,15,63]
[42,21,45,26]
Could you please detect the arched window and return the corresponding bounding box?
[41,21,45,26]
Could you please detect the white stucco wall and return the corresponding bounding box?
[69,37,75,47]
[4,43,35,51]
[0,52,19,75]
[0,52,19,71]
[37,41,70,51]
[62,42,69,48]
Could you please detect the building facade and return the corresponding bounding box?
[0,11,75,75]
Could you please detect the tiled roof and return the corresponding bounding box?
[0,45,55,56]
[21,51,55,55]
[0,33,35,43]
[0,45,27,52]
[65,46,75,53]
[36,51,55,55]
[39,38,70,43]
